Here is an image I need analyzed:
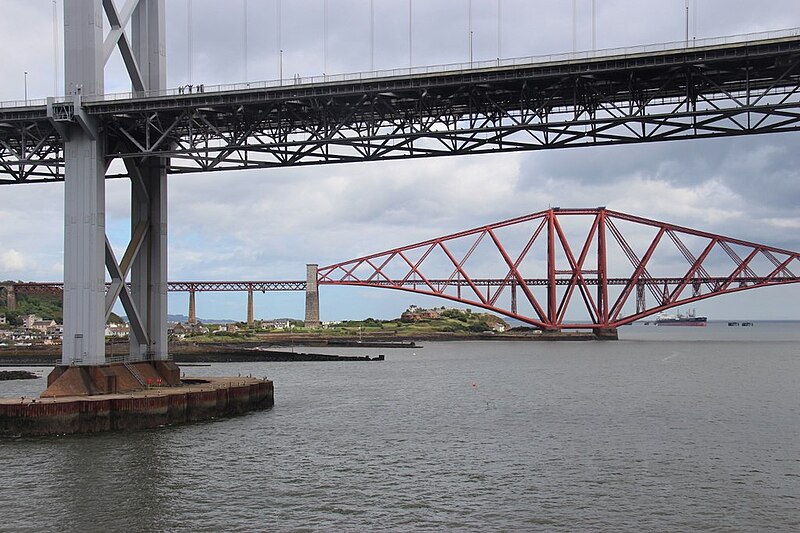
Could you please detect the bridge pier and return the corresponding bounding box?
[305,264,321,328]
[593,327,619,340]
[188,287,197,324]
[511,281,517,315]
[247,287,254,326]
[2,285,15,312]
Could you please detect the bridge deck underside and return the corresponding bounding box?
[1,35,800,183]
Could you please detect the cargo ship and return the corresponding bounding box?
[654,309,707,326]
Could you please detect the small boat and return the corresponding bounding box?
[728,321,740,326]
[741,322,754,327]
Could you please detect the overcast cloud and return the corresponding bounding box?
[1,0,800,321]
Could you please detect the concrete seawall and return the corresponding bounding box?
[0,377,273,437]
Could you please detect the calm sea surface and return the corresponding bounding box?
[1,322,798,532]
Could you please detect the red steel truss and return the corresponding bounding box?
[318,208,800,329]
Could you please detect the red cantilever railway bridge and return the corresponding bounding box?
[317,208,800,330]
[9,208,800,331]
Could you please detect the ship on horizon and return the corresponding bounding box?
[654,309,708,326]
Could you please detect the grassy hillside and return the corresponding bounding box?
[1,292,63,325]
[0,286,123,326]
[337,309,506,334]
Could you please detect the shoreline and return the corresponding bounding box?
[0,350,386,366]
[0,331,610,366]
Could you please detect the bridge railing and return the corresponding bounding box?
[2,27,798,111]
[0,98,48,110]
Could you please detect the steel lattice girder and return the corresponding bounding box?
[168,281,307,291]
[1,34,800,183]
[0,117,63,182]
[14,281,308,293]
[317,208,800,329]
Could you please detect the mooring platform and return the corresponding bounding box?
[0,362,273,437]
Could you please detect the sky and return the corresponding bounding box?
[1,0,800,322]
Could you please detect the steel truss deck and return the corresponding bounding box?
[2,33,800,183]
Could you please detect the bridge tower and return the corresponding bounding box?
[61,0,167,365]
[305,264,321,328]
[188,287,197,325]
[2,285,15,311]
[247,287,255,326]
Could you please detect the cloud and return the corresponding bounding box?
[0,249,29,272]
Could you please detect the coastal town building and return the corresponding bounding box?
[214,323,239,334]
[22,314,42,329]
[32,319,57,333]
[104,323,130,338]
[168,322,209,339]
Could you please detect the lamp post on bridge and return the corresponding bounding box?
[24,71,27,105]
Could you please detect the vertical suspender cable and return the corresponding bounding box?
[277,0,282,79]
[408,0,412,68]
[53,0,58,96]
[497,0,502,61]
[572,0,577,52]
[243,0,248,81]
[188,0,193,84]
[468,0,473,65]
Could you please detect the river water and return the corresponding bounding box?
[1,322,798,532]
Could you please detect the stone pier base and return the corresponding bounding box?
[593,327,619,340]
[0,376,273,437]
[43,361,182,397]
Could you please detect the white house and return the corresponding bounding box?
[105,323,130,337]
[31,319,57,333]
[22,314,42,329]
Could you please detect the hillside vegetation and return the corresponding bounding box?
[1,292,63,325]
[181,307,508,343]
[337,308,507,335]
[0,286,122,326]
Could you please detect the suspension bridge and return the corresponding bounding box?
[1,1,799,367]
